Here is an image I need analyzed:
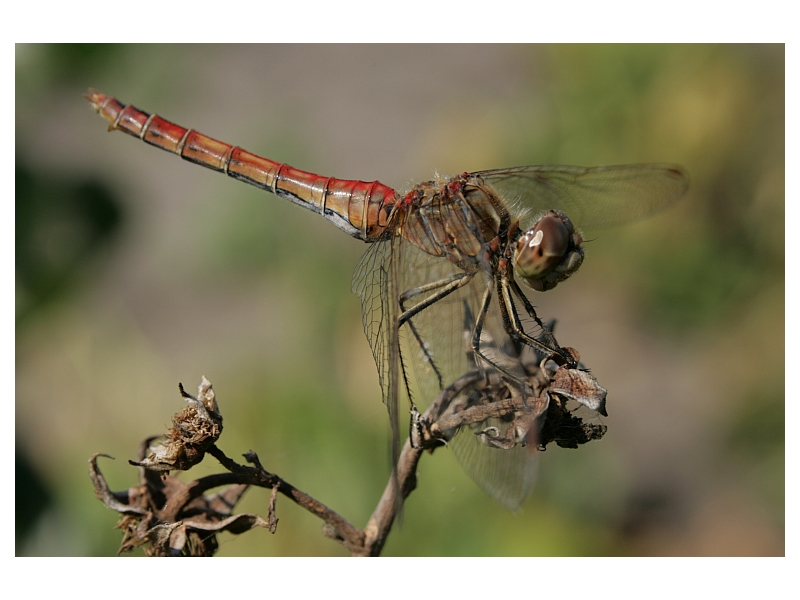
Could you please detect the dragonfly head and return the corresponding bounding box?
[513,210,584,292]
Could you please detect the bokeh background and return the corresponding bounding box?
[16,44,784,556]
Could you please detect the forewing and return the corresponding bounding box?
[476,164,689,229]
[393,236,544,510]
[392,241,528,412]
[353,195,552,511]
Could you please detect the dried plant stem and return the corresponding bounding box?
[90,363,605,556]
[206,445,367,554]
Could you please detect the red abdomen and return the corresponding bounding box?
[85,90,397,242]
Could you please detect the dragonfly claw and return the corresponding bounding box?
[475,426,519,450]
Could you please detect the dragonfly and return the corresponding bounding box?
[85,90,688,509]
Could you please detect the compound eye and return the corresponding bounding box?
[514,216,570,280]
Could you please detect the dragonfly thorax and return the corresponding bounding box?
[513,210,584,292]
[401,175,507,271]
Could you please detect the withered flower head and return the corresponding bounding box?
[131,376,223,472]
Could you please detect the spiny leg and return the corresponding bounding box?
[399,271,475,325]
[470,284,533,395]
[507,277,560,351]
[461,300,480,370]
[398,271,476,389]
[499,273,575,368]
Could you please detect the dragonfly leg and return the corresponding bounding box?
[409,405,424,449]
[398,271,475,325]
[470,285,533,395]
[475,425,518,450]
[498,274,576,368]
[398,271,476,389]
[507,278,560,350]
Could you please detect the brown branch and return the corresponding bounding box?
[360,438,423,556]
[206,445,366,553]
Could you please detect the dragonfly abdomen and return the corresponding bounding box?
[85,90,396,242]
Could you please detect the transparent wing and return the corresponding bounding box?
[449,421,540,512]
[352,237,392,408]
[352,232,401,467]
[392,236,532,414]
[353,197,553,511]
[391,230,547,510]
[445,300,552,511]
[475,164,689,229]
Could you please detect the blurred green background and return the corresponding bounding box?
[15,44,784,556]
